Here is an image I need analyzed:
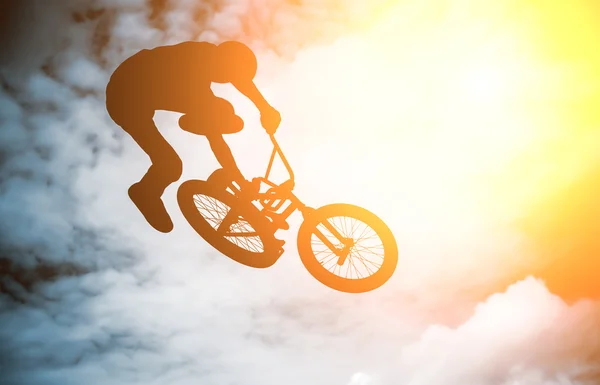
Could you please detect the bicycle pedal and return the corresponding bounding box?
[273,239,285,256]
[274,238,285,247]
[263,212,289,230]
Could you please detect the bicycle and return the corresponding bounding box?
[177,134,398,293]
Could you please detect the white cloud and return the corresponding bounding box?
[1,1,598,385]
[349,278,600,385]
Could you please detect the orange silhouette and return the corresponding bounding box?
[106,40,398,293]
[105,41,281,233]
[176,133,398,293]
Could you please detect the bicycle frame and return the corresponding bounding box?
[251,134,307,222]
[252,135,354,263]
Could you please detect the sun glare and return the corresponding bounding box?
[462,66,509,103]
[245,0,600,294]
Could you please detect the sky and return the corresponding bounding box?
[0,0,599,384]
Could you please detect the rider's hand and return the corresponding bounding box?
[260,106,281,135]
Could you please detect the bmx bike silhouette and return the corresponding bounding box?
[177,134,398,293]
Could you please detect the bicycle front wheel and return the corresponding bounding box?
[178,179,282,268]
[297,203,398,293]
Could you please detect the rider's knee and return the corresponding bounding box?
[212,98,243,132]
[212,97,235,115]
[167,155,183,181]
[209,114,243,134]
[228,115,244,133]
[154,153,183,182]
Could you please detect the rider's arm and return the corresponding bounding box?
[232,79,281,134]
[231,79,271,113]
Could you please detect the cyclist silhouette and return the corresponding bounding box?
[105,41,281,233]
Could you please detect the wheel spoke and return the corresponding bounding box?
[330,217,347,240]
[319,253,338,267]
[310,213,386,281]
[193,195,231,230]
[353,222,371,244]
[351,251,377,274]
[339,216,348,238]
[352,244,384,258]
[356,226,377,243]
[347,255,364,279]
[349,217,360,238]
[192,193,265,253]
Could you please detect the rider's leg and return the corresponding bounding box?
[106,60,183,233]
[206,134,245,184]
[179,97,244,135]
[132,115,183,192]
[126,115,183,233]
[107,93,182,232]
[205,136,285,249]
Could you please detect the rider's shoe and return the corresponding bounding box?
[128,182,173,233]
[236,178,260,202]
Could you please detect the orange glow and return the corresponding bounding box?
[208,0,600,300]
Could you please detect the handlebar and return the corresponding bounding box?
[264,134,295,184]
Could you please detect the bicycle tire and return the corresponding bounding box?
[297,203,398,293]
[177,179,282,268]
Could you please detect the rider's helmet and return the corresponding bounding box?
[217,41,258,81]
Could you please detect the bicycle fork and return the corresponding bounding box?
[313,221,355,266]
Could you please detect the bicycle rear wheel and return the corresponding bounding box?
[178,179,282,268]
[297,203,398,293]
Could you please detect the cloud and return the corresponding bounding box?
[1,1,599,385]
[389,278,600,384]
[343,278,600,385]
